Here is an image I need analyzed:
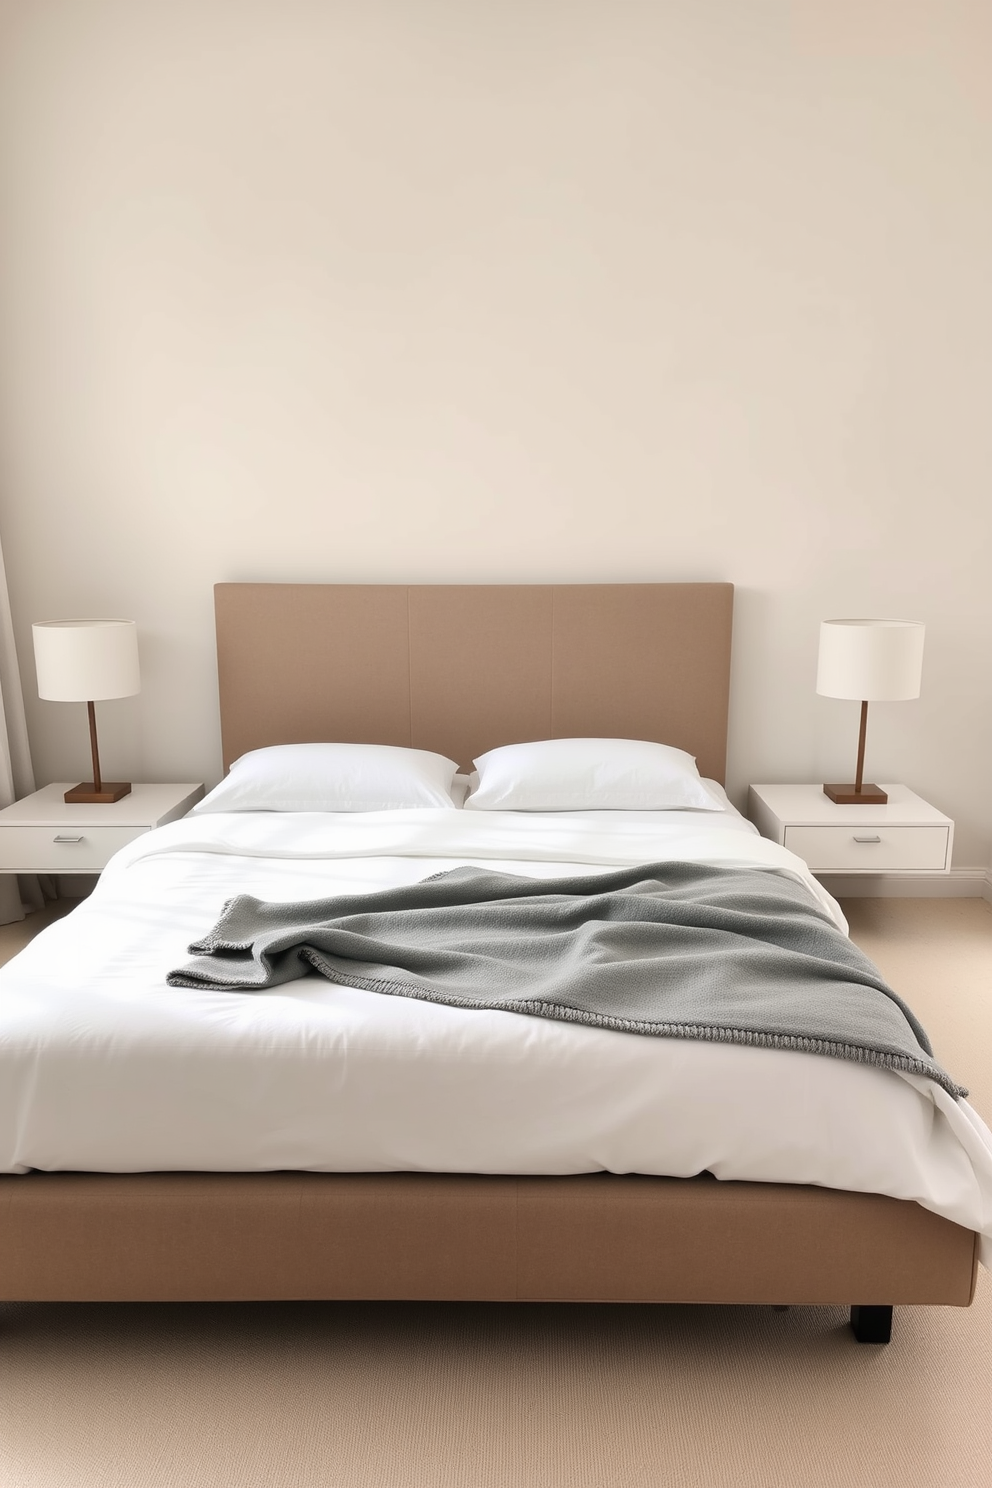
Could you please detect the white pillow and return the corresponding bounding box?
[463,737,725,812]
[191,743,460,814]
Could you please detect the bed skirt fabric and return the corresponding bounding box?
[0,1170,978,1305]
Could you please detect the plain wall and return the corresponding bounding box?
[0,0,989,863]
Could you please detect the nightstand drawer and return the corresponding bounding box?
[783,824,950,873]
[0,825,147,873]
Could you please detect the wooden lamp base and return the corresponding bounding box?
[64,782,132,805]
[823,782,888,806]
[823,700,889,805]
[63,701,133,803]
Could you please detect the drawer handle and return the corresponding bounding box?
[52,834,85,844]
[852,834,882,844]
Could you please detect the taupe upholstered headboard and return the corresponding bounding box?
[214,583,734,783]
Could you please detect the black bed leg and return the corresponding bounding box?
[850,1305,893,1344]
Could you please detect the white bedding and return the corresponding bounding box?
[2,795,991,1263]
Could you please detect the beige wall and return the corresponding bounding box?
[0,1,989,863]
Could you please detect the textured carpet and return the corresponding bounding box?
[1,898,990,1488]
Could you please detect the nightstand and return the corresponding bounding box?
[0,783,204,874]
[747,784,953,876]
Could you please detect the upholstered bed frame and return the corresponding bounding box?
[0,583,978,1342]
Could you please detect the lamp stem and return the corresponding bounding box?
[854,699,868,795]
[87,699,103,793]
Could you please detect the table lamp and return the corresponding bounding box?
[32,619,141,803]
[816,618,925,805]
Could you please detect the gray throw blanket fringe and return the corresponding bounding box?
[168,861,965,1099]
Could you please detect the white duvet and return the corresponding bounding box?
[2,798,991,1264]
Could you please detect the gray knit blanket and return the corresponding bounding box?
[168,861,965,1099]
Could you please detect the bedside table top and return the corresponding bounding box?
[0,783,204,828]
[747,783,952,828]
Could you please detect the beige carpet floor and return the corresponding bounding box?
[0,897,990,1488]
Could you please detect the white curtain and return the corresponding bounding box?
[0,530,48,923]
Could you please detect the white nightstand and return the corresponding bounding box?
[0,783,204,874]
[747,784,953,876]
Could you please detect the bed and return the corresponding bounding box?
[1,581,989,1346]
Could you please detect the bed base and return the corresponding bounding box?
[0,1172,977,1344]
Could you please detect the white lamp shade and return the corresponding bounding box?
[32,619,140,702]
[816,619,924,702]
